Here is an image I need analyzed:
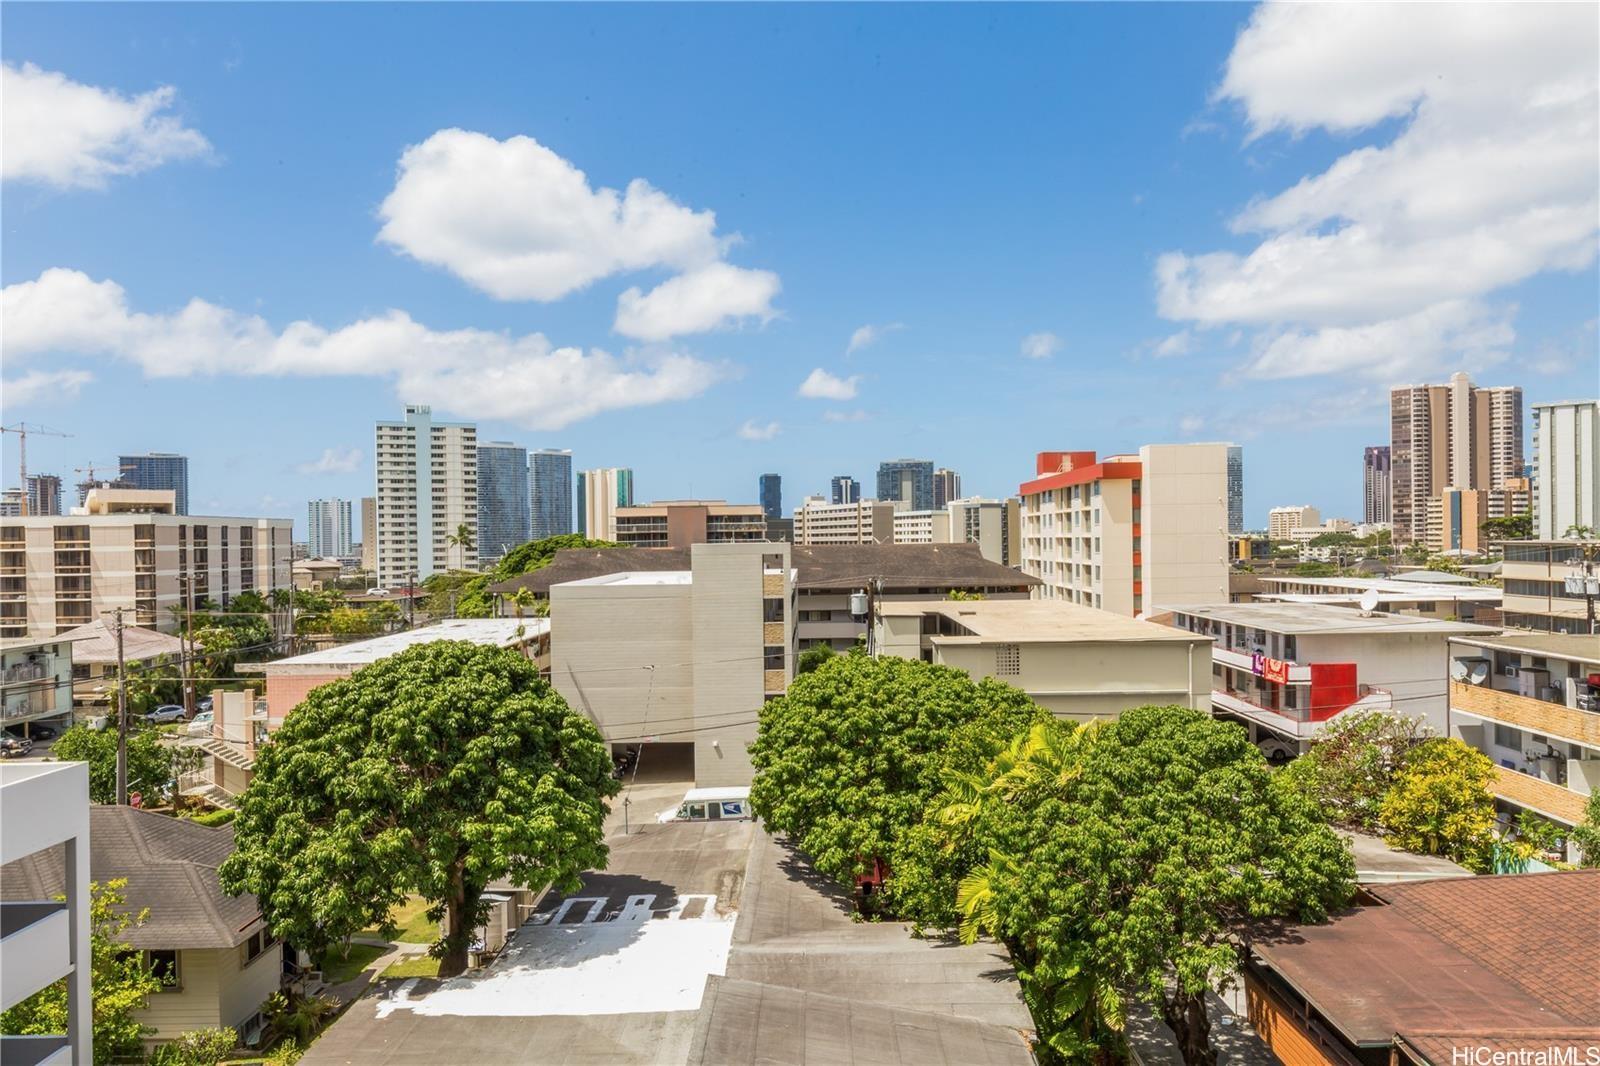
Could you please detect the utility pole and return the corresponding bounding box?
[182,575,196,717]
[114,608,129,805]
[407,570,417,629]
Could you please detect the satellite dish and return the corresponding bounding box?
[1469,662,1490,686]
[1450,659,1469,682]
[1357,589,1381,615]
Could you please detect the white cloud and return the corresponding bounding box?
[797,368,859,401]
[296,447,363,475]
[614,262,779,341]
[821,409,868,423]
[1158,4,1598,380]
[1239,301,1513,382]
[1,268,725,430]
[0,368,93,406]
[376,129,779,340]
[1019,331,1062,359]
[846,322,904,354]
[736,419,781,442]
[1,62,212,189]
[1177,415,1205,435]
[1153,330,1192,358]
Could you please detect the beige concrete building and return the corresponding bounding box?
[360,496,376,574]
[947,497,1021,567]
[375,405,478,588]
[1500,540,1597,634]
[876,598,1210,722]
[0,500,291,638]
[1018,444,1229,616]
[891,508,952,546]
[1391,373,1524,545]
[613,500,768,548]
[576,467,633,541]
[792,497,897,546]
[550,543,792,787]
[0,636,75,738]
[1268,505,1321,540]
[1532,399,1599,540]
[1423,487,1491,555]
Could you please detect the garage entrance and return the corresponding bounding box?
[610,741,694,784]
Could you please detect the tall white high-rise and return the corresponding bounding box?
[306,498,353,559]
[1532,400,1599,540]
[374,405,477,587]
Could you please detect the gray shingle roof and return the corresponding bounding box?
[0,806,261,949]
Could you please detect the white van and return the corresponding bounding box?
[658,787,752,823]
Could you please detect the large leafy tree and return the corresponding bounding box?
[748,653,1046,890]
[450,533,621,618]
[972,707,1353,1066]
[0,879,161,1065]
[52,725,186,805]
[1378,737,1497,871]
[219,641,618,977]
[1572,791,1600,868]
[1276,710,1433,830]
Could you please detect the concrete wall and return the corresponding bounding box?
[1139,443,1229,610]
[1298,631,1452,735]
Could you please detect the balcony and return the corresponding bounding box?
[1451,681,1600,747]
[1491,765,1588,825]
[0,902,71,1011]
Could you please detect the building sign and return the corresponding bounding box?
[1251,652,1265,677]
[1262,658,1290,685]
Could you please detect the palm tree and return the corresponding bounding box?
[445,523,476,571]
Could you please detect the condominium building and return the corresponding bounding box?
[1500,540,1598,634]
[792,497,896,545]
[359,497,376,573]
[551,543,794,787]
[759,474,782,520]
[1018,444,1230,616]
[373,405,477,587]
[529,449,574,540]
[1225,446,1244,535]
[1532,399,1599,540]
[830,475,860,505]
[932,468,961,510]
[1252,572,1501,625]
[305,498,353,560]
[476,442,530,567]
[0,495,292,637]
[26,475,63,517]
[877,459,935,511]
[1424,487,1488,555]
[120,453,190,515]
[947,496,1021,566]
[1390,373,1523,545]
[891,508,951,546]
[0,489,22,517]
[0,636,75,738]
[1268,505,1321,540]
[613,500,767,548]
[1363,445,1391,524]
[576,467,632,540]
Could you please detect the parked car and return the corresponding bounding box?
[186,711,215,737]
[145,705,187,725]
[0,734,33,758]
[14,722,60,741]
[195,696,214,715]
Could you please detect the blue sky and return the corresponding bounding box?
[4,3,1596,536]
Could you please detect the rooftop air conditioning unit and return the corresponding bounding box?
[1504,664,1520,678]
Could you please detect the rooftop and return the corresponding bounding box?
[1449,630,1600,666]
[1163,601,1499,636]
[559,571,694,587]
[265,617,548,669]
[882,599,1210,645]
[53,619,186,665]
[1389,569,1478,585]
[1256,575,1500,599]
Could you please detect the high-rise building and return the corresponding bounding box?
[1268,505,1321,540]
[830,476,860,505]
[26,474,63,517]
[932,468,962,510]
[576,467,633,540]
[1363,446,1392,525]
[948,497,1022,567]
[1018,445,1230,616]
[1390,373,1523,545]
[1531,400,1599,540]
[120,453,190,515]
[877,459,935,511]
[476,442,531,567]
[614,500,768,548]
[529,449,574,540]
[374,405,477,587]
[0,489,23,517]
[1225,446,1243,534]
[759,474,782,520]
[305,498,353,559]
[360,497,376,573]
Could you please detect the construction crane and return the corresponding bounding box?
[0,424,73,516]
[73,461,137,511]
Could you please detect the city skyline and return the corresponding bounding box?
[2,4,1596,537]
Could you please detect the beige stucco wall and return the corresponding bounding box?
[1139,443,1229,610]
[551,582,694,745]
[931,640,1210,722]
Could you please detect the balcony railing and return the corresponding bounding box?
[1491,765,1588,825]
[1451,681,1600,747]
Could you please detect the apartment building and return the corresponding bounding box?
[476,442,530,567]
[932,468,961,510]
[551,543,793,787]
[1162,602,1494,756]
[1267,505,1320,540]
[1532,399,1599,540]
[529,449,574,539]
[0,495,292,638]
[876,598,1210,721]
[1499,539,1597,633]
[305,498,353,560]
[1018,444,1230,616]
[792,496,897,545]
[0,490,22,517]
[891,508,952,546]
[576,467,633,540]
[1391,373,1523,545]
[1364,445,1392,524]
[374,405,477,587]
[120,453,190,516]
[27,475,63,517]
[0,637,74,738]
[877,459,934,511]
[1252,573,1501,624]
[0,762,92,1065]
[948,496,1021,566]
[359,497,376,573]
[613,500,768,548]
[758,474,782,520]
[830,475,860,505]
[1447,632,1599,851]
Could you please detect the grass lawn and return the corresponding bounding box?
[317,942,387,984]
[380,954,442,980]
[361,896,438,944]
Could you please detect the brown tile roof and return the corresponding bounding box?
[0,806,262,949]
[1398,1031,1600,1066]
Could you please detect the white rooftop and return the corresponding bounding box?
[557,571,694,587]
[1161,602,1499,636]
[265,618,549,668]
[1256,575,1498,599]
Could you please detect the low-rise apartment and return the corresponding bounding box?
[613,500,768,548]
[1267,505,1320,539]
[1447,631,1600,848]
[792,497,896,545]
[0,636,74,739]
[875,598,1211,721]
[1251,573,1502,624]
[1499,539,1598,634]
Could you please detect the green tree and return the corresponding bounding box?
[945,589,984,601]
[1479,513,1532,542]
[446,523,477,571]
[1379,738,1497,870]
[149,1027,238,1066]
[445,534,621,618]
[1307,531,1360,547]
[970,707,1353,1066]
[1571,791,1600,868]
[219,641,618,978]
[1276,710,1432,830]
[1291,561,1337,577]
[795,644,837,675]
[0,879,161,1065]
[52,725,185,805]
[748,653,1046,891]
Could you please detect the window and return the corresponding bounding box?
[146,950,181,990]
[763,646,785,670]
[1493,723,1522,751]
[763,598,785,623]
[243,928,277,965]
[995,643,1021,677]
